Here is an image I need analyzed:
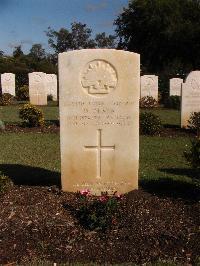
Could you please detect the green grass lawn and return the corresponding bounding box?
[140,136,190,179]
[0,101,59,124]
[1,103,199,195]
[1,103,180,126]
[141,108,180,126]
[0,132,197,188]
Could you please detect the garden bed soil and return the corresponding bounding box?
[0,184,199,265]
[3,124,60,134]
[1,124,196,137]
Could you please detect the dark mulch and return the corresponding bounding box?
[1,124,196,137]
[0,183,199,265]
[159,126,196,138]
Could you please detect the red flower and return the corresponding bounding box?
[80,189,91,196]
[114,191,123,200]
[99,196,108,202]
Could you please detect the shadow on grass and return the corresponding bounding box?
[163,123,180,129]
[45,120,60,126]
[160,167,200,179]
[0,164,61,187]
[140,176,200,202]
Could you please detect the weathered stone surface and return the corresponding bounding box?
[59,49,140,195]
[29,72,47,105]
[181,71,200,128]
[1,73,15,96]
[170,78,183,96]
[46,74,57,101]
[140,75,158,100]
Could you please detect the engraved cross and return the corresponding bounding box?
[84,129,115,178]
[34,89,42,103]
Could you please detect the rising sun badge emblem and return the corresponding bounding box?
[81,60,117,96]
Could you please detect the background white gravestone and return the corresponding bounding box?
[46,74,57,101]
[181,71,200,128]
[29,72,47,105]
[170,78,183,96]
[140,75,158,100]
[59,49,140,195]
[1,73,15,96]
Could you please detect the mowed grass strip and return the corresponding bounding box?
[1,104,180,126]
[0,133,60,186]
[0,102,59,124]
[0,133,60,171]
[140,108,180,126]
[140,136,193,182]
[0,133,194,185]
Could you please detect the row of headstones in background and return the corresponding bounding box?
[140,75,184,99]
[141,75,193,98]
[0,72,57,102]
[141,73,200,128]
[29,72,57,105]
[1,73,15,96]
[181,71,200,127]
[140,75,158,101]
[170,78,183,96]
[168,73,200,127]
[141,76,185,98]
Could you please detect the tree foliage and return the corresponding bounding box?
[13,45,24,58]
[115,0,200,74]
[95,32,116,48]
[29,44,46,61]
[0,21,116,90]
[46,22,116,53]
[0,44,56,89]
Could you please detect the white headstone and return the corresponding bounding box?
[59,49,140,195]
[170,78,183,96]
[1,73,15,96]
[46,74,57,101]
[181,71,200,128]
[29,72,47,105]
[140,75,158,100]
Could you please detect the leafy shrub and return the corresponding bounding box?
[76,190,122,232]
[140,96,157,108]
[0,120,5,131]
[16,85,29,101]
[47,94,53,101]
[164,95,180,110]
[19,103,44,127]
[0,173,12,194]
[184,138,200,169]
[140,112,162,135]
[188,112,200,137]
[0,93,14,106]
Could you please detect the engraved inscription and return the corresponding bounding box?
[65,100,134,127]
[34,73,42,82]
[144,77,154,96]
[4,74,12,81]
[73,181,131,194]
[191,79,200,91]
[84,129,115,178]
[81,60,117,96]
[173,80,182,88]
[46,74,54,82]
[33,89,42,100]
[170,78,182,96]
